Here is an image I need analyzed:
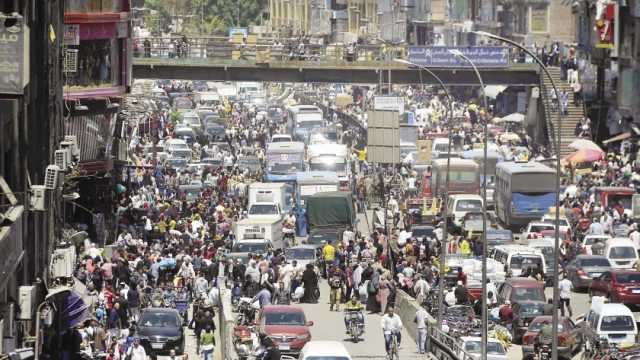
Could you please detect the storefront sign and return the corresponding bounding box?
[79,22,116,40]
[408,46,510,68]
[595,3,615,49]
[374,96,404,114]
[63,24,80,45]
[0,15,28,94]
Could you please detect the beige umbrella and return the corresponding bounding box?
[568,138,602,152]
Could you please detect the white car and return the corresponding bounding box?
[459,337,507,360]
[540,214,570,234]
[524,222,555,240]
[581,234,612,255]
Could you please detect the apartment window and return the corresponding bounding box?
[65,0,122,12]
[64,39,120,88]
[529,4,549,33]
[515,5,527,34]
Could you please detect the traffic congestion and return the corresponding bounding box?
[56,77,640,360]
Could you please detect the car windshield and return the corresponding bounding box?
[249,204,278,215]
[600,315,635,332]
[512,287,544,302]
[609,246,637,259]
[529,224,554,233]
[232,243,267,253]
[464,341,505,355]
[542,218,568,227]
[532,246,554,257]
[585,237,609,245]
[518,303,545,316]
[412,227,434,238]
[264,312,305,326]
[580,258,611,267]
[455,200,482,212]
[529,321,565,332]
[434,143,449,152]
[285,248,315,260]
[298,120,324,129]
[139,312,180,328]
[510,255,543,270]
[616,273,640,283]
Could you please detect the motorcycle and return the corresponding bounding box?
[537,344,551,360]
[345,310,364,343]
[236,297,258,326]
[233,325,260,360]
[283,223,296,246]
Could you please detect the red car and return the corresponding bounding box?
[589,270,640,305]
[257,305,313,355]
[521,316,582,360]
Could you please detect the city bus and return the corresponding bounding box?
[494,161,556,227]
[287,105,325,143]
[264,141,306,184]
[426,158,480,199]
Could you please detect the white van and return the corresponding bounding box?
[299,341,352,360]
[604,238,639,269]
[490,245,547,278]
[448,194,483,228]
[432,137,451,159]
[583,298,638,349]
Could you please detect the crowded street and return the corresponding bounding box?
[3,2,640,360]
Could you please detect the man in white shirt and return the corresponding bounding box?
[629,224,640,255]
[380,307,403,355]
[127,338,147,360]
[415,307,429,354]
[559,274,573,317]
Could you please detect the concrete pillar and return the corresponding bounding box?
[304,0,308,33]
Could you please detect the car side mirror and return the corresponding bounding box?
[306,321,314,326]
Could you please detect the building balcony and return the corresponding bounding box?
[64,11,130,23]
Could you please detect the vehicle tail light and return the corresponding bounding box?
[522,333,535,344]
[613,284,627,292]
[577,269,588,278]
[558,333,569,346]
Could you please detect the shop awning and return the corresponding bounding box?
[603,131,632,144]
[46,284,90,329]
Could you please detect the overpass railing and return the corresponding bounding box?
[132,36,407,65]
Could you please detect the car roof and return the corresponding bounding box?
[141,307,180,315]
[460,336,503,344]
[596,303,634,316]
[288,245,317,250]
[505,278,542,286]
[301,341,350,357]
[576,254,609,260]
[530,315,570,323]
[606,237,635,246]
[262,305,305,313]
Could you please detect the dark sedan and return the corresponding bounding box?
[136,308,185,355]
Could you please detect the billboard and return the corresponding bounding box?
[0,15,29,94]
[407,46,510,68]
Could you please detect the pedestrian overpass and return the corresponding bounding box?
[132,57,540,86]
[131,37,540,85]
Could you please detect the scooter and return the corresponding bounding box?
[233,325,260,360]
[345,310,365,343]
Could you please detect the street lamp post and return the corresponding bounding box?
[394,59,454,328]
[472,30,563,360]
[448,49,489,360]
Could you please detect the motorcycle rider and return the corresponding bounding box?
[381,307,403,356]
[534,319,553,355]
[283,211,296,246]
[258,333,281,360]
[162,285,177,306]
[343,294,364,333]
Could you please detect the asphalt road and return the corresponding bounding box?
[298,280,424,359]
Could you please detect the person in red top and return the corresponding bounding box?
[102,284,116,310]
[498,301,514,330]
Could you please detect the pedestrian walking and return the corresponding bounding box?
[199,325,215,360]
[559,274,573,317]
[415,307,429,354]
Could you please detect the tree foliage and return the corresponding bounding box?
[144,0,265,35]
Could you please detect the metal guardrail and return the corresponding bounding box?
[132,36,406,65]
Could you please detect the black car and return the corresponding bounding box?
[137,308,185,355]
[511,300,548,344]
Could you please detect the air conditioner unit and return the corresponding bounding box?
[50,244,76,279]
[29,185,48,211]
[54,149,71,170]
[44,165,62,189]
[17,286,36,320]
[63,135,80,157]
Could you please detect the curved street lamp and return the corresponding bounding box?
[393,58,454,329]
[472,30,564,360]
[448,48,490,360]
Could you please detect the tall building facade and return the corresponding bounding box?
[62,0,132,245]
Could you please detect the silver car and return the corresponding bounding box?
[565,255,613,290]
